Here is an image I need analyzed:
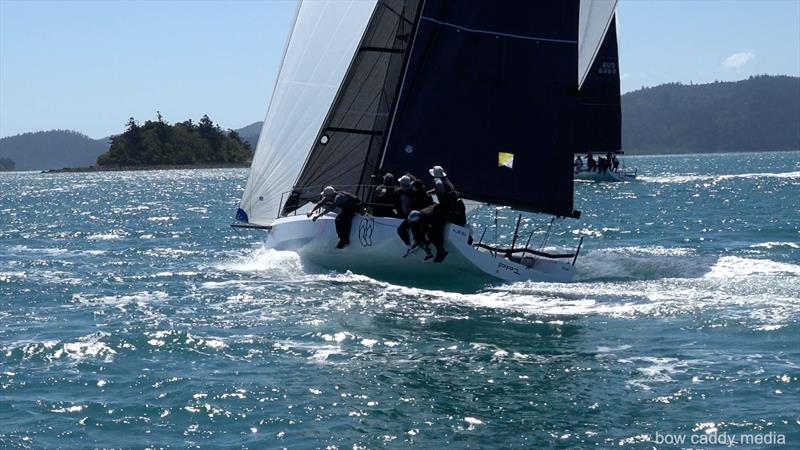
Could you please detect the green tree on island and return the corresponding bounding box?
[0,156,14,171]
[97,113,252,166]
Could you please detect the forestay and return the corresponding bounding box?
[238,0,377,225]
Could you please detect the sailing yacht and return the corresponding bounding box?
[234,0,620,284]
[574,12,637,182]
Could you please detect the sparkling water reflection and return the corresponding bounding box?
[1,153,798,448]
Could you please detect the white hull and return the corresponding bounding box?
[263,214,576,288]
[575,169,637,182]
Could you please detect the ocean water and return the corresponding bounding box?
[1,152,798,449]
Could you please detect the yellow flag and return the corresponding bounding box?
[498,151,514,169]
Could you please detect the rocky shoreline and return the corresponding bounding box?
[42,162,249,173]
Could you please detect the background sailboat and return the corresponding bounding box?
[236,0,621,285]
[575,8,638,181]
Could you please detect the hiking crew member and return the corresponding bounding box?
[410,179,434,211]
[574,155,584,172]
[398,210,435,261]
[431,178,466,227]
[332,191,362,249]
[427,165,459,263]
[372,173,398,217]
[586,152,597,171]
[396,175,414,217]
[307,186,337,221]
[414,205,446,262]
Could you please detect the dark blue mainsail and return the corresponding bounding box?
[577,16,621,153]
[379,0,581,217]
[285,0,609,218]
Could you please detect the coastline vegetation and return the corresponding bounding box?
[96,113,252,167]
[0,156,14,171]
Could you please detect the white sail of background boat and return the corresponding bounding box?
[235,0,620,286]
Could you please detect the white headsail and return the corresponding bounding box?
[239,0,378,225]
[578,0,618,88]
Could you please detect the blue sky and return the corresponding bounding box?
[1,0,798,139]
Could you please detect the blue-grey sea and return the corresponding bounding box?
[1,152,798,449]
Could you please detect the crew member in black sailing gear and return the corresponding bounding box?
[428,165,456,194]
[410,179,434,211]
[586,152,597,172]
[597,155,607,173]
[396,175,414,217]
[417,205,445,262]
[574,155,584,173]
[332,191,362,249]
[397,178,435,250]
[432,178,467,227]
[603,152,614,173]
[427,166,461,263]
[307,186,337,221]
[612,154,620,172]
[398,210,434,260]
[372,173,398,217]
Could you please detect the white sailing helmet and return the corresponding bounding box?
[408,210,423,223]
[429,165,446,178]
[321,186,336,197]
[398,175,412,188]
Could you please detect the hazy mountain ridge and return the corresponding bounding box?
[0,130,110,171]
[622,75,800,154]
[236,122,262,149]
[236,76,800,155]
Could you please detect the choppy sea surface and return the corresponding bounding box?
[1,152,798,449]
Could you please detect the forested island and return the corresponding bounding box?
[96,114,252,167]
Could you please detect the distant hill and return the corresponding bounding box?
[0,130,110,171]
[236,121,262,148]
[622,75,800,154]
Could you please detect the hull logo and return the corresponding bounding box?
[358,218,375,247]
[497,262,520,275]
